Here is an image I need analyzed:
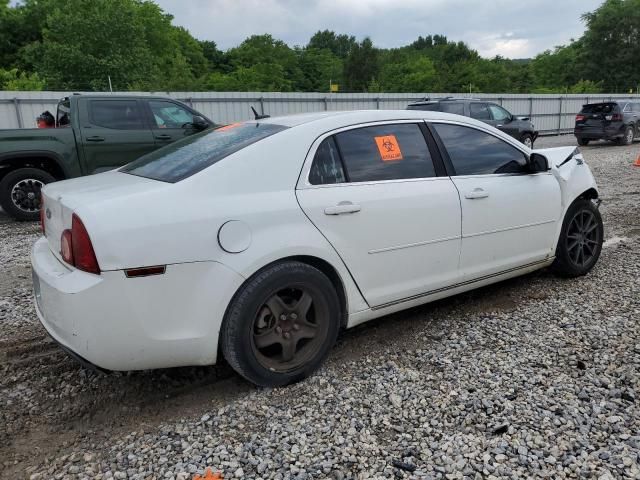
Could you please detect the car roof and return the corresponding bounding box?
[64,94,183,101]
[256,109,501,133]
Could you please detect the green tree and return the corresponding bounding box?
[344,37,379,92]
[0,68,44,90]
[580,0,640,92]
[298,48,343,91]
[308,30,356,58]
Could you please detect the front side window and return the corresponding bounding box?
[122,122,288,182]
[433,123,527,176]
[309,137,346,185]
[89,100,144,129]
[149,100,194,128]
[488,105,511,122]
[469,103,491,120]
[334,123,436,182]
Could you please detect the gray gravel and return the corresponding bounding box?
[1,135,639,480]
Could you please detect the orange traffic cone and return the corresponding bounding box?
[634,154,640,167]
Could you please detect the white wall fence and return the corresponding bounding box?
[2,91,639,134]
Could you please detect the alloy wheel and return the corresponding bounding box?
[251,286,328,372]
[10,179,44,213]
[565,209,601,268]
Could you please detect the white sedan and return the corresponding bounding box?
[31,110,603,387]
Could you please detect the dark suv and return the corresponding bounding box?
[407,97,539,148]
[574,101,639,146]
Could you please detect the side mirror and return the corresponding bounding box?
[528,153,549,173]
[191,115,209,130]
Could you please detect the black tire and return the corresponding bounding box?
[618,126,634,146]
[221,261,341,387]
[551,198,603,277]
[577,137,590,146]
[0,168,55,221]
[521,133,534,149]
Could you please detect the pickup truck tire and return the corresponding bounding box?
[551,198,603,277]
[577,138,590,146]
[0,168,55,221]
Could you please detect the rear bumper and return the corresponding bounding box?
[574,124,625,139]
[31,237,245,371]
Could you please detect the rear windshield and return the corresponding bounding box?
[121,122,288,182]
[581,103,618,114]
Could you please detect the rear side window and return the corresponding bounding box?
[334,123,436,182]
[469,103,491,120]
[122,122,288,182]
[309,137,346,185]
[89,100,144,129]
[439,102,465,115]
[57,99,71,127]
[433,123,527,175]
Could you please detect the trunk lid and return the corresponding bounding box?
[576,102,619,128]
[42,171,165,262]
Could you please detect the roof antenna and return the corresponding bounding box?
[251,106,270,120]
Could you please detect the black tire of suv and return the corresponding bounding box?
[0,168,55,221]
[577,138,590,146]
[618,126,634,146]
[521,133,534,149]
[551,198,604,278]
[221,261,341,387]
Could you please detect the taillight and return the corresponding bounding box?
[59,214,100,274]
[611,113,623,121]
[40,194,45,236]
[575,114,585,122]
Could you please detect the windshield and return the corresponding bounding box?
[581,103,618,114]
[121,122,288,183]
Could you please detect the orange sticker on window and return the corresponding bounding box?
[216,122,242,132]
[374,135,403,162]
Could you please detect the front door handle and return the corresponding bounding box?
[85,136,105,142]
[465,188,489,200]
[155,134,172,140]
[324,202,361,215]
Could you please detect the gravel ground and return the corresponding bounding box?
[1,135,639,480]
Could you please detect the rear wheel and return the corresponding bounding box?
[618,126,634,145]
[0,168,55,221]
[221,261,341,387]
[577,137,590,146]
[551,199,603,277]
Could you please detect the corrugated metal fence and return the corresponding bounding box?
[2,91,639,133]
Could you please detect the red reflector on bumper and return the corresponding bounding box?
[124,266,166,278]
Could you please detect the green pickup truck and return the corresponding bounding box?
[0,94,214,220]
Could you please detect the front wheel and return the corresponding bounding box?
[221,261,341,387]
[521,134,534,149]
[551,199,603,277]
[0,168,56,221]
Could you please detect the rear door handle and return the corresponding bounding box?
[324,202,361,215]
[85,136,105,142]
[155,134,172,140]
[465,188,489,199]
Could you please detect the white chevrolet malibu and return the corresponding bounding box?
[32,110,603,386]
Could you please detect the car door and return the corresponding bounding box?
[296,122,462,308]
[430,122,561,280]
[488,104,520,139]
[79,99,156,174]
[145,99,202,147]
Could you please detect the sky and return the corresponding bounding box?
[154,0,603,58]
